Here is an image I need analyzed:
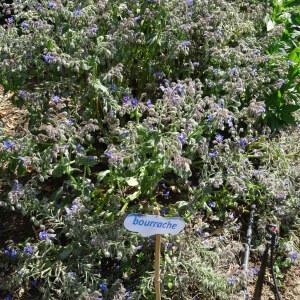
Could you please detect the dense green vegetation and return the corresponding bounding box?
[0,0,299,299]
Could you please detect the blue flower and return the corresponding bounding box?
[18,90,27,98]
[88,26,98,35]
[154,71,164,79]
[12,180,23,192]
[99,282,108,293]
[289,251,298,263]
[7,17,14,24]
[181,40,191,47]
[207,114,214,122]
[130,97,138,107]
[227,276,237,285]
[31,278,38,287]
[177,133,186,144]
[208,200,216,208]
[227,116,233,128]
[51,95,60,103]
[249,267,259,277]
[4,293,12,300]
[215,134,223,143]
[163,190,170,198]
[186,0,193,6]
[48,1,57,9]
[287,60,294,66]
[73,8,81,17]
[23,245,33,255]
[2,140,14,150]
[4,247,17,258]
[160,208,169,215]
[76,144,84,153]
[275,79,286,89]
[42,53,55,63]
[123,95,129,104]
[66,118,75,126]
[240,138,247,149]
[208,150,218,158]
[39,230,48,240]
[104,150,113,158]
[146,99,153,108]
[229,67,239,77]
[67,272,76,278]
[125,290,132,299]
[21,21,29,29]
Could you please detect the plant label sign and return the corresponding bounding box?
[124,214,185,237]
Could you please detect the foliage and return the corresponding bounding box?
[0,0,299,299]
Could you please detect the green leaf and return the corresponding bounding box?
[127,191,140,201]
[97,170,110,182]
[126,177,139,187]
[92,79,109,96]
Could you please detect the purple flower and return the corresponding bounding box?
[130,97,138,107]
[215,134,223,143]
[177,133,187,144]
[7,17,14,24]
[163,190,170,198]
[228,212,235,220]
[23,245,33,255]
[99,282,108,293]
[208,200,216,208]
[4,247,17,258]
[154,71,164,79]
[146,99,153,108]
[123,95,129,104]
[227,276,237,285]
[134,15,141,22]
[73,8,81,17]
[104,150,113,158]
[66,118,75,126]
[227,116,233,128]
[67,272,76,278]
[207,114,214,122]
[160,208,169,215]
[51,95,60,103]
[186,0,193,6]
[31,279,38,287]
[249,267,259,277]
[275,79,286,89]
[240,138,247,149]
[4,293,12,300]
[181,40,191,47]
[208,150,218,158]
[75,144,84,153]
[12,180,23,192]
[229,67,239,77]
[289,251,298,263]
[42,53,55,63]
[21,21,29,29]
[18,90,27,98]
[88,26,98,35]
[48,1,57,9]
[125,290,131,299]
[39,230,48,240]
[2,140,14,150]
[287,60,294,66]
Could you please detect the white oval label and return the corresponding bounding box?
[124,214,185,237]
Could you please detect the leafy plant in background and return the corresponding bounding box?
[0,0,299,299]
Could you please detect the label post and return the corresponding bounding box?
[154,207,161,300]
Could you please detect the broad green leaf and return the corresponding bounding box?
[97,170,110,182]
[126,177,139,187]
